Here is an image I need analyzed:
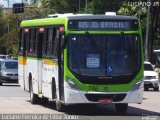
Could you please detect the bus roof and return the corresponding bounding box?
[67,15,138,20]
[20,15,138,28]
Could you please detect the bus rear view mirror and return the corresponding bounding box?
[61,35,68,49]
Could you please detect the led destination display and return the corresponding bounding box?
[68,20,138,30]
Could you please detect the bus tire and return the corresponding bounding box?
[144,87,148,91]
[56,100,65,112]
[52,78,56,99]
[154,87,159,91]
[30,81,39,104]
[41,97,49,104]
[115,103,128,114]
[0,82,2,86]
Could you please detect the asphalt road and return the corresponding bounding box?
[0,83,160,120]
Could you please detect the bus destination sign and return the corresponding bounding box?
[68,20,138,30]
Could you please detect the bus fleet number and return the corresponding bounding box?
[89,86,99,91]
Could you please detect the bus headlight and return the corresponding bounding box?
[67,78,80,91]
[131,79,143,92]
[1,72,7,76]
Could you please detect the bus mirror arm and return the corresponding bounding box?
[61,35,68,49]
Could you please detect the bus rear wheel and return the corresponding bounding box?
[56,100,65,112]
[41,97,49,104]
[0,82,2,86]
[154,87,159,91]
[30,82,39,104]
[115,103,128,114]
[144,87,149,91]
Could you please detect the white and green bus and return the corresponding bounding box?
[18,14,144,113]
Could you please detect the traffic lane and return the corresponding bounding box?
[64,90,160,116]
[0,84,159,116]
[129,90,160,115]
[0,84,61,114]
[64,103,160,116]
[0,83,28,97]
[66,105,160,120]
[5,99,156,116]
[0,97,62,114]
[1,99,158,120]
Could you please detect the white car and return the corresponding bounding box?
[0,54,6,60]
[144,61,159,91]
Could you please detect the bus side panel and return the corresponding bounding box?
[38,60,42,94]
[24,61,29,91]
[18,56,26,90]
[18,64,24,89]
[42,61,51,98]
[42,60,58,99]
[28,58,39,94]
[24,58,32,92]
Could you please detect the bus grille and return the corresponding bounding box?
[85,93,126,102]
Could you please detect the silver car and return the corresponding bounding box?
[0,60,18,85]
[0,54,7,60]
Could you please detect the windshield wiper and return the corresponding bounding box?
[115,32,124,51]
[114,32,125,66]
[85,31,101,52]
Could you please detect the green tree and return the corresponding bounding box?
[0,9,19,55]
[0,29,18,56]
[148,0,160,63]
[30,0,86,14]
[85,0,123,14]
[118,0,160,63]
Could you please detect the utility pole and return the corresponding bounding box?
[3,0,9,7]
[85,0,88,13]
[22,0,24,20]
[7,0,9,33]
[7,0,9,8]
[4,0,10,33]
[145,0,151,61]
[7,20,9,33]
[79,0,81,13]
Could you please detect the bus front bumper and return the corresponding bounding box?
[64,82,143,105]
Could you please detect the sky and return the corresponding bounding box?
[0,0,30,8]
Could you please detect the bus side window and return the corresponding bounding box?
[43,27,52,57]
[19,29,23,55]
[44,28,49,56]
[37,27,45,58]
[30,28,37,56]
[43,27,58,58]
[23,28,29,56]
[52,27,58,57]
[29,28,34,55]
[27,28,32,55]
[48,28,53,56]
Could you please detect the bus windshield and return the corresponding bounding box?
[68,34,141,77]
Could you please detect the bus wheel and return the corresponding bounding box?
[154,87,159,91]
[30,82,39,104]
[0,82,2,86]
[115,103,128,114]
[144,87,149,91]
[56,100,65,112]
[41,97,49,104]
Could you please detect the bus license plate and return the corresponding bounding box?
[98,98,112,104]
